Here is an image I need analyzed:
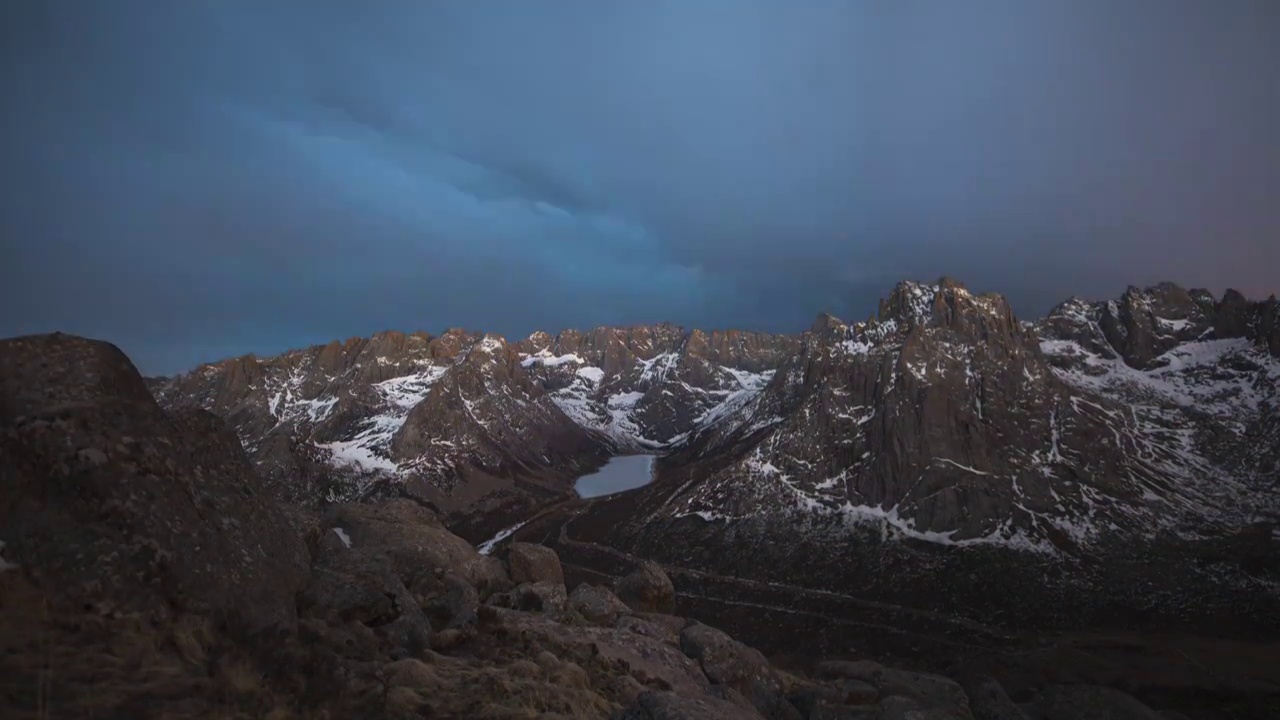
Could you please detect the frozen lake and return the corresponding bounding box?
[575,454,656,498]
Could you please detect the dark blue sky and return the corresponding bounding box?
[3,2,1278,374]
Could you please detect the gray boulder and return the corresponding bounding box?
[299,545,431,659]
[491,581,569,614]
[570,583,631,626]
[615,613,686,646]
[507,541,565,585]
[418,571,479,633]
[679,622,801,720]
[615,560,676,613]
[326,499,509,598]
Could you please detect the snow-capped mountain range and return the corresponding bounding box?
[148,321,798,512]
[150,279,1279,553]
[614,280,1279,560]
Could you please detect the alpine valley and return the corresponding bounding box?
[16,277,1269,718]
[148,279,1280,630]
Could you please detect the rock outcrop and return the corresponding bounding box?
[0,333,310,633]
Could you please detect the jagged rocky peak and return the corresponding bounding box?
[1094,282,1215,368]
[874,277,1019,337]
[428,327,480,360]
[801,279,1026,364]
[523,329,555,349]
[359,329,433,359]
[809,311,846,336]
[453,333,542,397]
[658,278,1096,543]
[1216,288,1256,338]
[620,276,1277,569]
[1234,292,1280,357]
[463,332,514,364]
[1041,282,1280,367]
[518,322,800,372]
[685,327,800,370]
[315,335,367,373]
[680,277,1270,549]
[876,279,941,328]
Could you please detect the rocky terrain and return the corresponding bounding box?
[639,279,1279,545]
[150,280,1279,548]
[3,331,1226,719]
[571,281,1280,640]
[151,280,1278,583]
[146,322,800,531]
[79,276,1280,716]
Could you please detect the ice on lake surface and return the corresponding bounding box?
[575,454,656,498]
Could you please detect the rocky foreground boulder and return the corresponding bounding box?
[0,334,1202,719]
[614,559,677,614]
[508,540,567,585]
[0,333,310,632]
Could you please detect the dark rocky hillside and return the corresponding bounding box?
[4,331,1221,719]
[118,277,1280,717]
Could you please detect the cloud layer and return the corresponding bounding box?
[3,2,1277,373]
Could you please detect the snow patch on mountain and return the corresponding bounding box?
[694,369,775,427]
[656,282,1280,556]
[639,352,679,382]
[1038,332,1280,534]
[476,334,506,354]
[314,366,452,474]
[266,366,339,424]
[520,349,585,368]
[541,352,778,451]
[675,467,1056,554]
[378,367,449,408]
[576,366,605,383]
[1042,337,1277,415]
[898,282,940,326]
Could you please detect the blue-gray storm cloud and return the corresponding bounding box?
[2,1,1277,373]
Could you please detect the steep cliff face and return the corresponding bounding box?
[386,334,605,487]
[621,280,1278,552]
[545,281,1279,635]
